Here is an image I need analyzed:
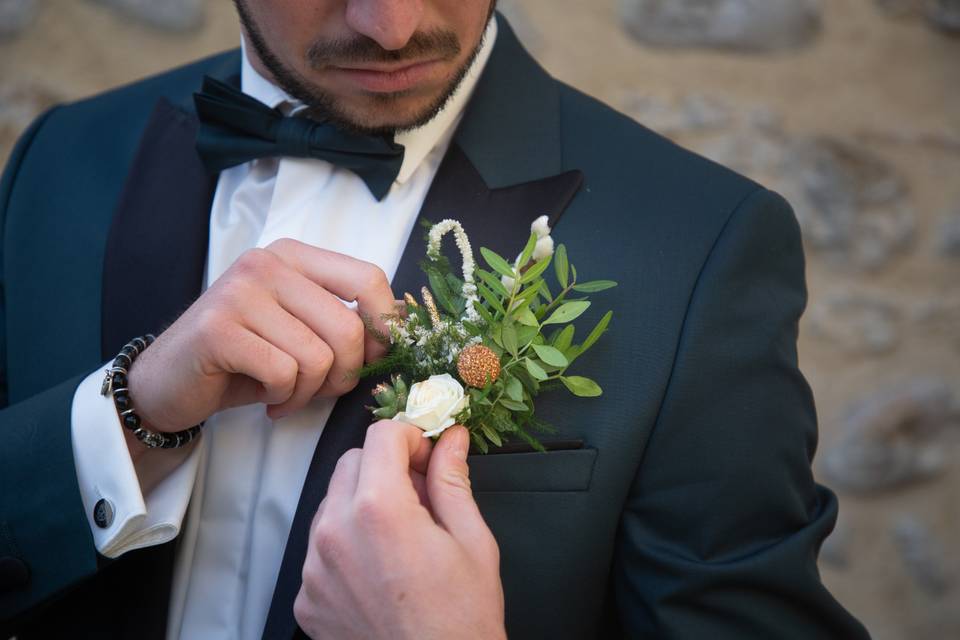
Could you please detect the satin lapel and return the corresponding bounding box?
[100,97,216,358]
[263,142,583,639]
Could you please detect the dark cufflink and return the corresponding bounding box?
[94,498,115,529]
[0,556,30,591]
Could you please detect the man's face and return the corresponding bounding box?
[234,0,496,135]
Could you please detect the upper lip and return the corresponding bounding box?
[332,59,439,73]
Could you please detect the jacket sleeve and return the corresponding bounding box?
[610,188,870,639]
[0,109,104,627]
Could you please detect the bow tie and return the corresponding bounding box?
[193,76,405,201]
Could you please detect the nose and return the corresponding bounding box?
[345,0,425,51]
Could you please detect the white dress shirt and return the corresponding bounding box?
[70,19,497,640]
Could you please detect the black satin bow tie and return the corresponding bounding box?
[193,76,405,201]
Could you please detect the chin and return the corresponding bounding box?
[336,96,448,134]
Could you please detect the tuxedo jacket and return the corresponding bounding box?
[0,16,868,640]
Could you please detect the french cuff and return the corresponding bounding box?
[71,364,202,559]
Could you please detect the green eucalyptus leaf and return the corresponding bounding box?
[476,268,509,298]
[516,324,539,348]
[513,367,540,395]
[489,323,504,349]
[560,375,602,397]
[505,375,523,402]
[538,279,554,303]
[543,300,591,325]
[477,282,506,315]
[480,247,515,279]
[480,423,503,447]
[502,320,519,357]
[554,244,569,288]
[518,232,537,270]
[553,324,575,352]
[572,280,618,293]
[470,431,489,454]
[515,305,539,327]
[515,283,542,308]
[520,256,552,284]
[499,399,528,412]
[578,310,613,355]
[473,300,494,326]
[427,270,459,316]
[525,357,548,381]
[571,263,578,283]
[531,344,568,367]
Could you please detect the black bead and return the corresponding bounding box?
[114,393,131,411]
[112,372,127,388]
[113,354,130,368]
[121,345,137,357]
[123,413,141,430]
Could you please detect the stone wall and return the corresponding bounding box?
[2,1,958,637]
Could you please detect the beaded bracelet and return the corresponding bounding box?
[100,334,203,449]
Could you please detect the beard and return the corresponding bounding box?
[232,0,495,136]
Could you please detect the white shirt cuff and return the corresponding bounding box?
[71,364,201,559]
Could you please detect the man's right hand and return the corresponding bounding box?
[126,238,396,438]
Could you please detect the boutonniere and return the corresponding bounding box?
[358,216,616,453]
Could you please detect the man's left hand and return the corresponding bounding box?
[294,422,506,640]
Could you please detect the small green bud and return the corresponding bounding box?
[372,382,396,408]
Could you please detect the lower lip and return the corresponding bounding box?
[331,60,443,93]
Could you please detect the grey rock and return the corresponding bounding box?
[618,0,822,52]
[0,0,37,38]
[820,379,958,493]
[935,209,960,257]
[498,0,543,53]
[783,137,916,270]
[620,93,733,136]
[892,516,954,596]
[0,82,62,140]
[927,0,960,32]
[88,0,205,32]
[807,293,901,355]
[820,519,850,569]
[874,0,924,17]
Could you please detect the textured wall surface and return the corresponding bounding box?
[2,1,958,637]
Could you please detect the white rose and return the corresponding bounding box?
[394,373,469,438]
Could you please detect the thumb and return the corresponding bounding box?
[426,426,487,543]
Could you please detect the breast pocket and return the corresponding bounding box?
[468,447,598,493]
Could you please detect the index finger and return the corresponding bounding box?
[356,420,432,502]
[265,239,396,360]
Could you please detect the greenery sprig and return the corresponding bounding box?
[358,217,615,453]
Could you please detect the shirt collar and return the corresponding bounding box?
[240,19,498,186]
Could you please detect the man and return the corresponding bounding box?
[0,1,869,638]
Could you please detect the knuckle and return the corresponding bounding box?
[353,492,392,530]
[233,247,277,279]
[193,307,229,344]
[343,314,366,346]
[293,589,312,630]
[311,518,343,560]
[311,340,335,374]
[266,237,299,255]
[361,263,389,294]
[266,352,298,390]
[335,448,362,469]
